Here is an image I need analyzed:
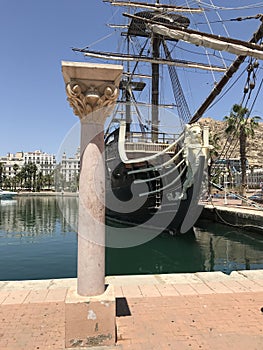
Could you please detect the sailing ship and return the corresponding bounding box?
[73,0,263,234]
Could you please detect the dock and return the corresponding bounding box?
[199,198,263,232]
[0,270,263,349]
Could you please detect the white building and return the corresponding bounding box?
[0,150,56,178]
[23,150,56,175]
[60,149,80,183]
[0,152,24,178]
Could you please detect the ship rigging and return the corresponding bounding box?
[72,0,263,234]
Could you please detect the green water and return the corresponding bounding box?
[0,196,262,281]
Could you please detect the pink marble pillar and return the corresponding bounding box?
[62,62,122,296]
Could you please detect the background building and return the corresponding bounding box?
[23,150,56,176]
[60,149,80,183]
[0,152,24,178]
[0,150,56,190]
[56,149,80,191]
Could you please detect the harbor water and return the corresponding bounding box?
[0,196,262,281]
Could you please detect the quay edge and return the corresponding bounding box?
[198,202,263,233]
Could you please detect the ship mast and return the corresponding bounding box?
[125,21,131,132]
[152,0,161,142]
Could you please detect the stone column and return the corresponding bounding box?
[62,61,122,296]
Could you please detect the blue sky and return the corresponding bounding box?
[1,0,262,156]
[0,0,114,156]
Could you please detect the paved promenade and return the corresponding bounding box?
[0,270,263,349]
[204,197,263,214]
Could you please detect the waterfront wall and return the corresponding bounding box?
[200,204,263,233]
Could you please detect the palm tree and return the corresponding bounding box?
[16,171,24,190]
[44,172,54,190]
[19,163,38,191]
[28,163,38,191]
[36,172,44,192]
[208,133,221,195]
[13,163,19,190]
[0,162,4,189]
[32,164,38,191]
[224,104,261,196]
[18,166,27,190]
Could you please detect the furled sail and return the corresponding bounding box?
[103,0,204,13]
[151,24,263,60]
[77,49,226,72]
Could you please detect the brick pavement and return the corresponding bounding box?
[0,287,67,350]
[0,272,263,350]
[116,292,263,350]
[0,302,64,350]
[106,271,263,350]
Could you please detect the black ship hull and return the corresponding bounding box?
[105,143,205,235]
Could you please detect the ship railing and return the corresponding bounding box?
[126,131,179,144]
[118,120,183,164]
[125,142,177,154]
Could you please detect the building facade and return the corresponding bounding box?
[23,150,56,176]
[0,151,56,187]
[0,152,24,178]
[58,149,80,191]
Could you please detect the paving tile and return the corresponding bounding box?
[23,289,49,304]
[106,275,158,286]
[159,273,201,284]
[114,285,124,298]
[2,290,29,305]
[155,283,180,296]
[138,284,161,297]
[220,280,251,293]
[230,271,250,280]
[195,271,230,282]
[0,291,10,304]
[236,270,263,280]
[235,278,263,292]
[121,285,143,298]
[190,282,215,294]
[44,288,67,302]
[47,278,76,289]
[173,283,198,295]
[1,280,51,292]
[204,281,234,294]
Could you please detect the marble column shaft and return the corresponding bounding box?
[62,61,122,296]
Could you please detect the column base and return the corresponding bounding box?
[65,284,116,348]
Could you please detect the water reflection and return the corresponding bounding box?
[0,196,78,237]
[106,230,206,275]
[106,224,263,276]
[195,220,263,274]
[0,197,78,280]
[0,197,262,280]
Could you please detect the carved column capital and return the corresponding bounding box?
[62,61,123,125]
[66,81,119,123]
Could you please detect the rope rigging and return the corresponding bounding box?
[210,56,263,183]
[76,1,263,128]
[162,40,192,124]
[196,1,263,11]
